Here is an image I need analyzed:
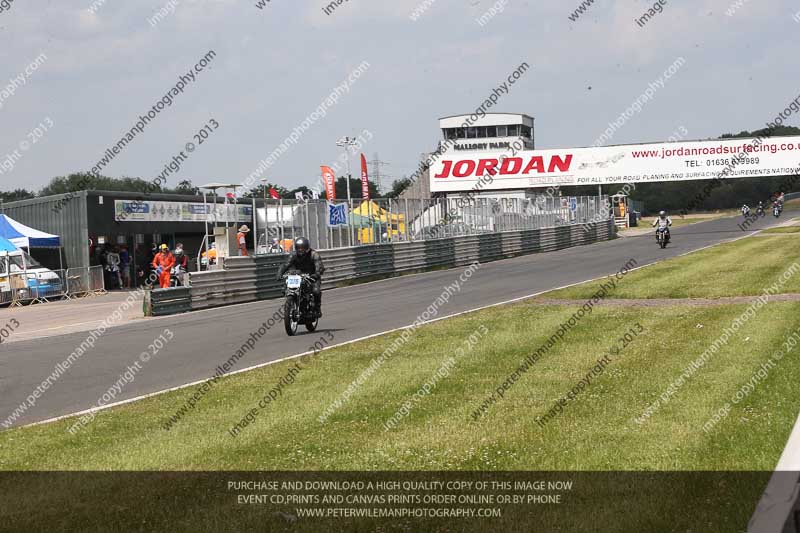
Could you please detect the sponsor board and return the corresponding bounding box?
[327,202,349,227]
[114,200,252,223]
[430,136,800,192]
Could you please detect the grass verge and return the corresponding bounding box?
[548,233,800,299]
[3,232,800,530]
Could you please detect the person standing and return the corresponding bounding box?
[106,247,122,290]
[173,243,189,286]
[119,245,131,289]
[135,245,149,287]
[151,244,175,289]
[268,238,282,254]
[237,225,250,256]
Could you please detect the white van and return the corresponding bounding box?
[0,249,63,300]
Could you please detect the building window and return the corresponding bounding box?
[521,125,531,139]
[467,127,478,138]
[486,126,497,137]
[444,128,457,140]
[455,128,465,139]
[477,126,487,138]
[496,125,507,137]
[507,125,520,136]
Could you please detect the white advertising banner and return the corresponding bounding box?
[429,136,800,192]
[114,200,252,223]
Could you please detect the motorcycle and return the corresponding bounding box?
[741,206,750,218]
[774,204,782,218]
[283,272,319,336]
[170,265,186,287]
[655,227,670,249]
[756,205,765,217]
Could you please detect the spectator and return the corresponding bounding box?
[237,225,250,256]
[105,247,122,289]
[119,245,131,289]
[135,245,149,287]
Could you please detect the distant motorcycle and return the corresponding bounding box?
[756,205,765,217]
[656,227,670,249]
[741,205,750,218]
[773,204,782,218]
[282,272,319,336]
[170,265,186,287]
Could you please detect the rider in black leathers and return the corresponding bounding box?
[277,237,325,317]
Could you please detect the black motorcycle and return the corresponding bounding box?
[773,204,782,218]
[756,205,765,217]
[656,227,670,249]
[282,272,319,336]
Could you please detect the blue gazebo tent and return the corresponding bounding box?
[0,236,17,253]
[0,214,60,248]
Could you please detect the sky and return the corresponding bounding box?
[0,0,798,194]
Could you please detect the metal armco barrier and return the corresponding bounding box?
[144,220,615,316]
[146,287,193,317]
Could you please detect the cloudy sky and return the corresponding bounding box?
[0,0,798,194]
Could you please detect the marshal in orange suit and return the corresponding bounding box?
[152,244,176,289]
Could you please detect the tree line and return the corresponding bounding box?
[4,125,800,211]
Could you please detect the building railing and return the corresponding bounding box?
[256,195,610,253]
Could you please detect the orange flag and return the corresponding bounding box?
[321,166,336,200]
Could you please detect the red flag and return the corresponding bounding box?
[225,192,235,200]
[269,187,280,200]
[320,166,336,200]
[360,154,370,200]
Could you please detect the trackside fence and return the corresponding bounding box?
[1,266,105,307]
[145,219,616,316]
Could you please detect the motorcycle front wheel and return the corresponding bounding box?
[284,297,299,336]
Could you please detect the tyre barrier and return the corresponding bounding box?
[144,220,615,316]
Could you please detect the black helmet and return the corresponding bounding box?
[295,237,310,256]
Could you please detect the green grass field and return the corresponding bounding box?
[549,234,800,299]
[761,226,800,234]
[1,235,799,475]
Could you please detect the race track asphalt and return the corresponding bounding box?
[0,211,792,428]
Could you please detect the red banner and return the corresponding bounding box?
[268,187,280,200]
[321,166,336,200]
[360,154,370,200]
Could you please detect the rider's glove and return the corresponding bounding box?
[156,267,163,275]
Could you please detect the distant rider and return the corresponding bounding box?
[277,237,325,317]
[741,204,750,217]
[757,201,765,215]
[652,210,672,241]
